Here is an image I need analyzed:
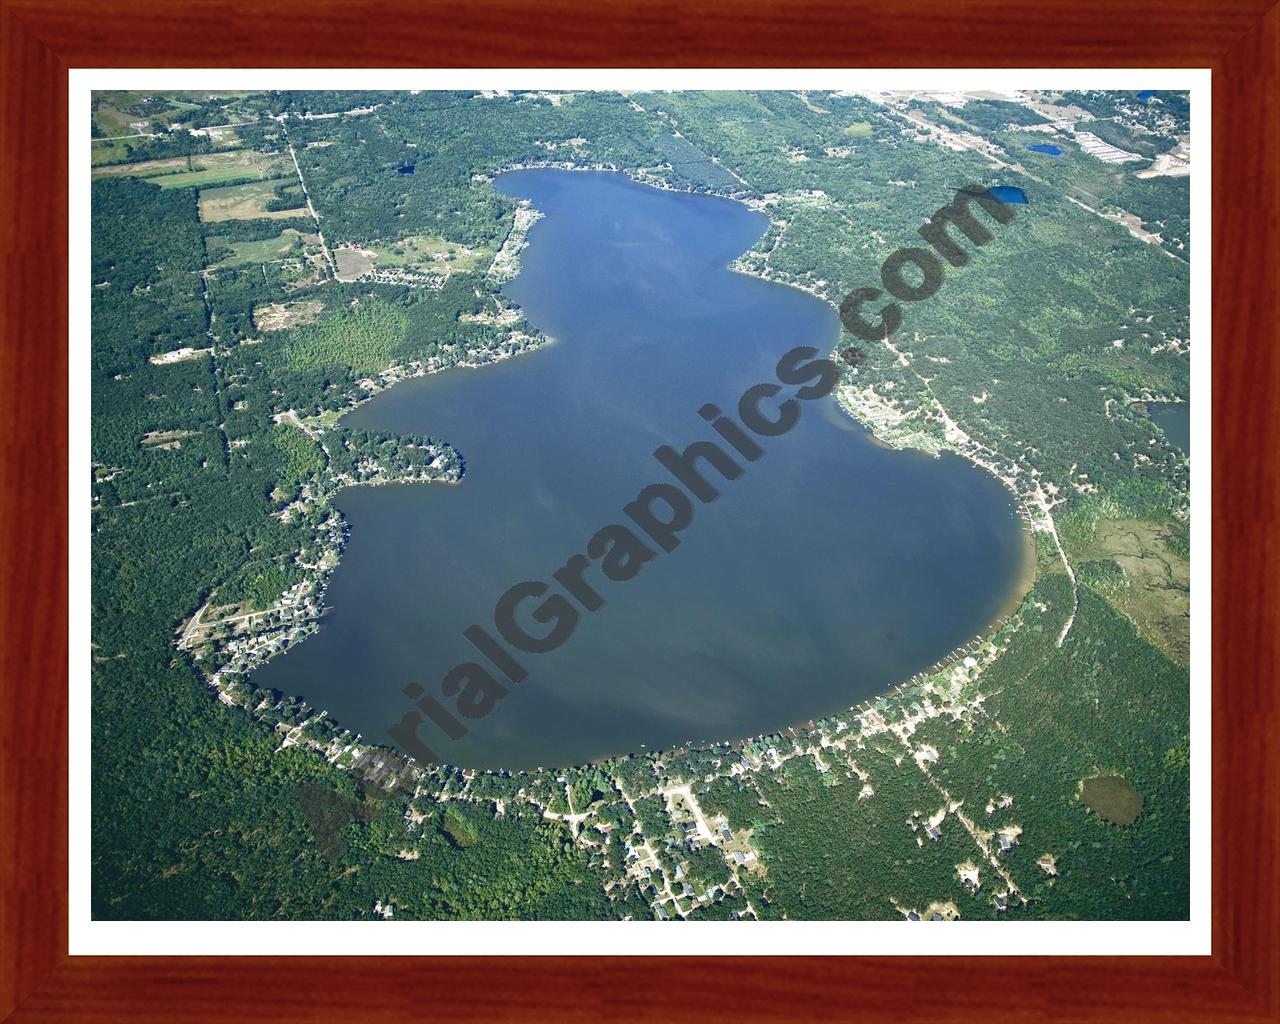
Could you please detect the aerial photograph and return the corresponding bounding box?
[90,86,1192,922]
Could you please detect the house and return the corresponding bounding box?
[655,905,669,921]
[673,864,685,881]
[924,822,942,841]
[993,893,1008,912]
[682,882,694,897]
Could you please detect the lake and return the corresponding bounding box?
[987,186,1029,205]
[1145,401,1190,453]
[1026,143,1063,156]
[251,170,1033,770]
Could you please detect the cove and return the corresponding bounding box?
[251,170,1032,770]
[1144,401,1190,453]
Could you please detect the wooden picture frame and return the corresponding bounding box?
[2,1,1274,1019]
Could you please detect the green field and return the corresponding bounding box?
[371,233,489,272]
[91,149,286,187]
[158,161,289,190]
[90,139,137,165]
[93,155,199,179]
[198,177,308,222]
[92,102,142,138]
[210,230,304,268]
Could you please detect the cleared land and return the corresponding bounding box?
[370,234,489,272]
[90,139,140,166]
[162,155,292,191]
[139,429,197,449]
[93,150,286,189]
[198,178,308,222]
[93,155,194,179]
[210,229,305,268]
[92,102,146,138]
[334,248,377,282]
[254,299,326,333]
[1073,519,1189,663]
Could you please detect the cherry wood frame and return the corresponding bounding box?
[2,1,1275,1020]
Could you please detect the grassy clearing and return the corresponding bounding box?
[164,165,276,190]
[93,150,275,186]
[1070,518,1189,663]
[92,102,140,137]
[139,429,198,448]
[198,177,308,222]
[210,229,304,268]
[90,139,137,165]
[93,155,195,179]
[162,154,292,192]
[297,407,347,432]
[369,234,489,273]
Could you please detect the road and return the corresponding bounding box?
[661,782,716,845]
[279,119,337,278]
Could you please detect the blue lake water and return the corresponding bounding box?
[1026,143,1063,156]
[987,186,1029,205]
[252,170,1032,769]
[1146,401,1190,453]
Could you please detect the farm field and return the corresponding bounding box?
[157,160,291,190]
[91,149,284,186]
[92,155,199,179]
[198,178,308,222]
[209,229,305,268]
